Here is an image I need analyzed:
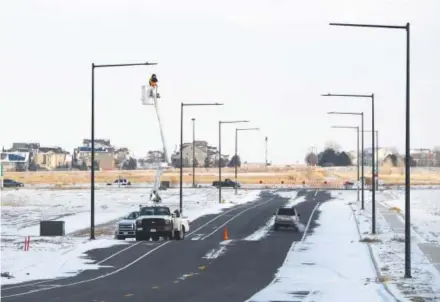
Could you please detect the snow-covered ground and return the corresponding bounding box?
[350,190,440,301]
[380,190,440,244]
[1,187,262,285]
[247,191,396,302]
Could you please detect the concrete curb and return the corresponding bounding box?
[348,202,402,302]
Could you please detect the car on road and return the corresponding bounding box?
[115,210,140,240]
[135,206,189,241]
[212,178,240,188]
[273,206,300,231]
[107,178,131,186]
[2,178,24,188]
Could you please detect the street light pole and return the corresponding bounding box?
[329,21,411,278]
[180,103,223,214]
[219,120,249,204]
[330,126,360,202]
[234,127,260,195]
[364,130,380,188]
[322,93,375,233]
[327,111,365,210]
[91,61,156,240]
[192,118,196,188]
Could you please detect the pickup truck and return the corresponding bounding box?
[212,178,240,188]
[135,206,190,241]
[114,210,140,240]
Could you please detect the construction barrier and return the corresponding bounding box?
[24,236,30,251]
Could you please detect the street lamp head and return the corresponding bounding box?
[220,120,250,124]
[145,62,158,66]
[321,93,332,97]
[237,127,260,131]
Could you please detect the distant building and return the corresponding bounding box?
[74,139,115,170]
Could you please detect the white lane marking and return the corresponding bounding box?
[1,242,171,299]
[1,241,141,291]
[314,190,319,197]
[96,241,142,265]
[1,200,263,298]
[301,201,321,242]
[200,197,275,240]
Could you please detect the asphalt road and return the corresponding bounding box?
[1,189,331,302]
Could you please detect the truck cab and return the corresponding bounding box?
[135,206,190,241]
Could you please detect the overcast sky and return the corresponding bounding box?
[1,0,439,164]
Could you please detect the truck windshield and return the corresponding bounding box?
[277,208,296,216]
[140,207,170,216]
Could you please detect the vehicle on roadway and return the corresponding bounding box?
[2,178,24,188]
[114,210,140,240]
[212,178,241,188]
[135,205,189,241]
[273,206,301,231]
[106,178,131,186]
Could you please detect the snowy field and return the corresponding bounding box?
[0,187,262,285]
[380,190,440,244]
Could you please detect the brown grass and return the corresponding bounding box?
[331,166,440,185]
[5,165,440,186]
[4,167,332,186]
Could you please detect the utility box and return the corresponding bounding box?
[40,221,65,236]
[159,181,170,190]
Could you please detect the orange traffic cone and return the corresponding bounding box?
[223,227,229,240]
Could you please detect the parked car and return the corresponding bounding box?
[273,206,300,231]
[115,211,140,240]
[2,179,24,188]
[212,178,240,188]
[107,178,131,186]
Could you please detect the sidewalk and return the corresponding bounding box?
[377,202,440,275]
[353,194,440,301]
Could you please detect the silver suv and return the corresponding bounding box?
[274,206,300,231]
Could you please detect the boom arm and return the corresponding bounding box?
[141,84,169,202]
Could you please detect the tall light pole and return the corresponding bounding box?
[327,111,365,210]
[192,118,196,188]
[322,93,376,233]
[364,130,379,187]
[180,103,223,214]
[331,125,360,202]
[219,120,249,204]
[329,21,411,278]
[91,61,156,240]
[235,127,260,195]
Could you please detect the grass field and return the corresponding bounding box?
[4,166,440,186]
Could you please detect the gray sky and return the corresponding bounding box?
[1,0,439,164]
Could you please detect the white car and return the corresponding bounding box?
[135,206,190,241]
[273,206,301,231]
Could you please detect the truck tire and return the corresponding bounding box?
[174,227,184,240]
[167,231,174,240]
[135,233,143,241]
[116,235,126,240]
[152,236,159,241]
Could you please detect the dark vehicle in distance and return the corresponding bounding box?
[212,178,240,188]
[2,179,24,188]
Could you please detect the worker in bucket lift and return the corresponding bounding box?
[150,190,162,203]
[148,74,160,98]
